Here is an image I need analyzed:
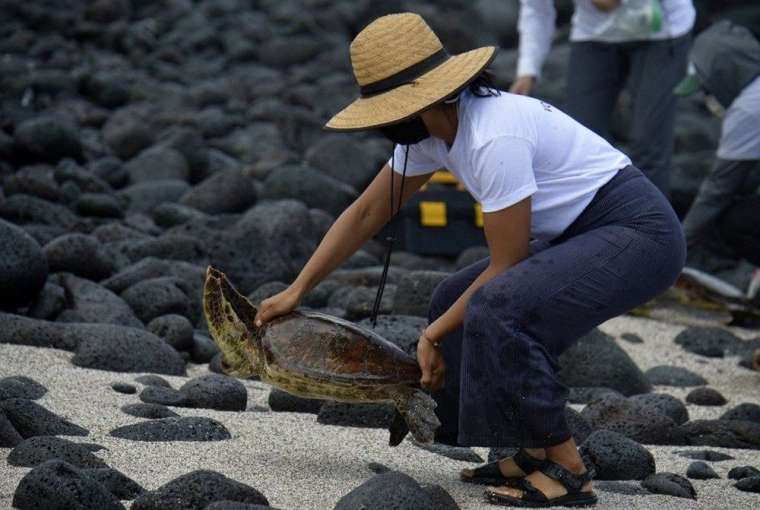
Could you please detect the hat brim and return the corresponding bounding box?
[326,46,497,131]
[674,73,702,96]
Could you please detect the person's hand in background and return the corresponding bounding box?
[509,75,536,95]
[591,0,621,12]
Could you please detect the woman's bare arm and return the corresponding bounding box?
[255,164,432,324]
[424,197,532,342]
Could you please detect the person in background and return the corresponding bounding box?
[512,0,695,197]
[675,20,760,298]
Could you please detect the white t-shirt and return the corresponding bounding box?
[718,76,760,160]
[388,90,631,241]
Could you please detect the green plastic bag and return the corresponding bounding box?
[594,0,665,38]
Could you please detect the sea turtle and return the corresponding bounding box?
[203,266,440,446]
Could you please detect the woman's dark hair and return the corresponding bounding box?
[468,70,501,97]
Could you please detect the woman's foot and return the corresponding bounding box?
[460,448,546,484]
[485,440,596,507]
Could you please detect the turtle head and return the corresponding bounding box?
[203,266,262,379]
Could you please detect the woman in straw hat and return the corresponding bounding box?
[255,12,685,508]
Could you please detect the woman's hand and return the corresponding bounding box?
[417,331,446,391]
[254,286,302,327]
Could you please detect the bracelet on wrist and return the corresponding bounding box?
[422,331,441,348]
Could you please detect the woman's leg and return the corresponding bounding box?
[427,256,490,445]
[460,179,684,500]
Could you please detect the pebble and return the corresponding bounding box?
[109,417,231,442]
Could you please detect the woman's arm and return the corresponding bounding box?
[255,164,432,324]
[426,196,532,341]
[417,196,531,390]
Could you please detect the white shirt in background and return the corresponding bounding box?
[388,90,631,241]
[517,0,696,77]
[718,76,760,160]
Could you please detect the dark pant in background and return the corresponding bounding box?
[429,166,686,448]
[564,35,691,197]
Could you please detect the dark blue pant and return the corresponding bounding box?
[429,166,686,448]
[564,35,690,197]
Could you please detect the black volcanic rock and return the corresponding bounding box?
[139,386,188,407]
[720,403,760,424]
[392,270,450,318]
[179,374,247,411]
[260,164,357,217]
[147,314,194,351]
[411,440,483,463]
[83,466,144,500]
[358,314,428,358]
[581,395,684,445]
[318,402,396,429]
[686,461,719,480]
[0,194,80,229]
[58,273,142,328]
[124,145,189,184]
[13,116,83,164]
[75,192,125,218]
[134,375,172,387]
[735,476,760,493]
[13,460,125,510]
[71,325,186,375]
[111,382,137,395]
[641,472,696,499]
[0,219,48,310]
[0,410,24,447]
[121,276,194,323]
[110,417,231,442]
[678,420,760,449]
[579,430,655,480]
[686,387,728,406]
[190,332,220,363]
[0,399,88,438]
[43,234,118,281]
[645,366,707,387]
[119,180,191,214]
[333,471,441,510]
[568,387,624,405]
[179,170,256,214]
[558,329,652,396]
[0,376,47,401]
[8,436,106,468]
[27,280,67,320]
[131,470,268,510]
[674,449,734,461]
[268,389,323,414]
[121,403,180,420]
[630,393,689,425]
[674,326,744,357]
[728,466,760,480]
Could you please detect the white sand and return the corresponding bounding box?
[1,315,759,509]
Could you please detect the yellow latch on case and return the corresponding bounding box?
[419,201,447,227]
[474,204,484,228]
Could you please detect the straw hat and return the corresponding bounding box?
[326,13,496,131]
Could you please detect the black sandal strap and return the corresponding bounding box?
[470,461,504,479]
[539,460,594,494]
[515,479,550,504]
[512,449,546,475]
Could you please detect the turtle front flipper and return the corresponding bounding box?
[203,266,260,379]
[391,389,440,446]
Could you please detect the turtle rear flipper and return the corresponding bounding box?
[391,389,440,446]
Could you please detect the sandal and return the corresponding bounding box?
[484,460,597,507]
[460,449,546,486]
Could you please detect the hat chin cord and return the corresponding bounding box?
[370,145,409,327]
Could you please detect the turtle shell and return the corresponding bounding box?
[260,310,421,386]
